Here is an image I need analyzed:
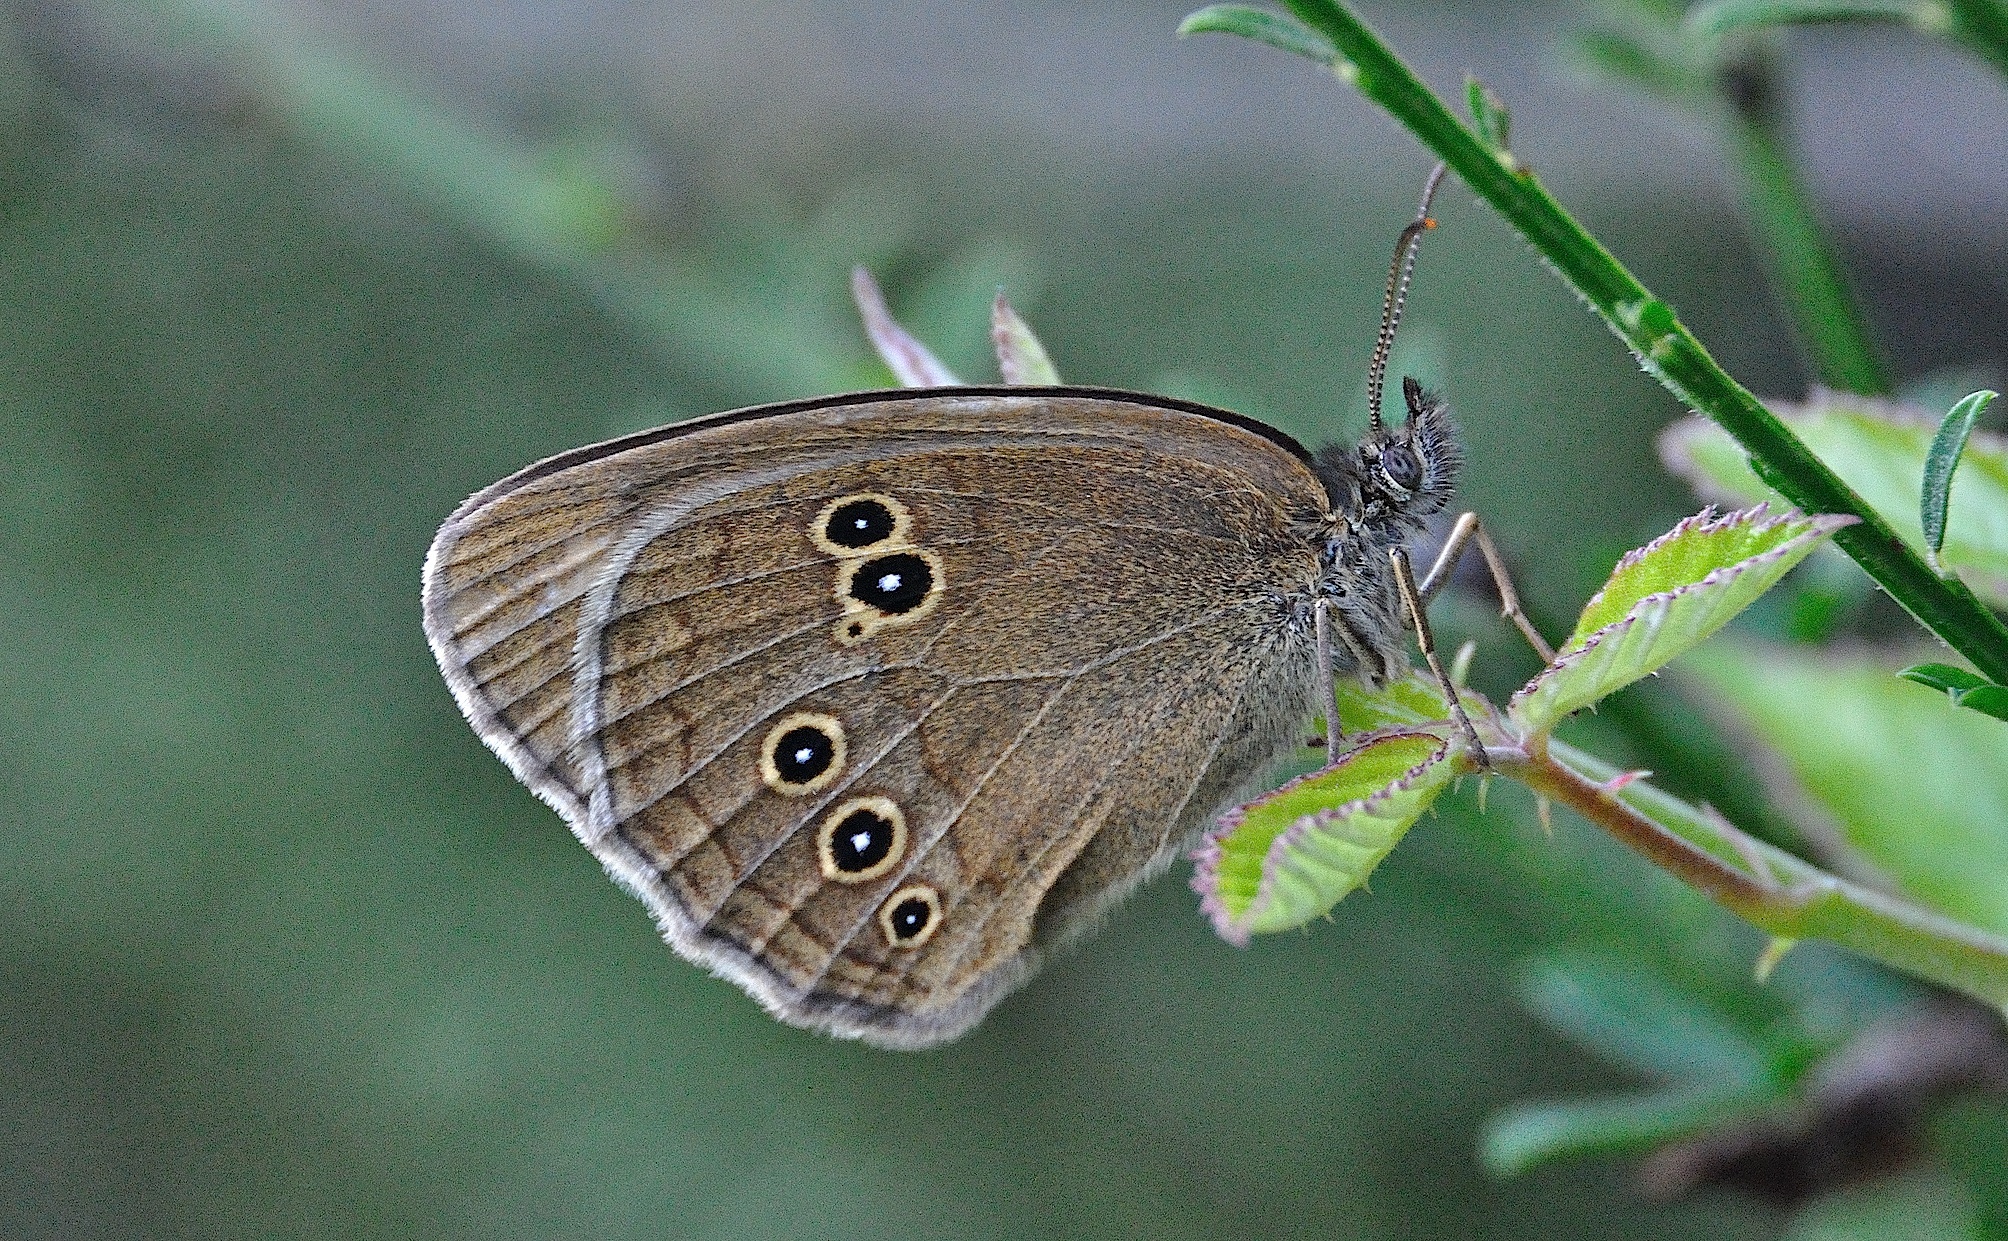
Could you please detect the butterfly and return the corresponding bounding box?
[420,166,1519,1047]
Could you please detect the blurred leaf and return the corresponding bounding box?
[1932,1098,2008,1232]
[1511,507,1853,734]
[1899,662,2008,723]
[850,267,961,387]
[1661,396,2008,607]
[1687,0,1951,39]
[990,292,1061,385]
[1925,390,1999,558]
[1564,29,1710,103]
[1176,5,1341,66]
[1482,1089,1782,1177]
[1517,949,1788,1087]
[1194,732,1455,943]
[1783,1172,1987,1241]
[1685,644,2008,937]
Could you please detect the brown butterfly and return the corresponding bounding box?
[421,166,1533,1047]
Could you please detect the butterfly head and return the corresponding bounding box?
[1313,375,1461,533]
[1367,375,1460,516]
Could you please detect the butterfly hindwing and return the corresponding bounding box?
[423,388,1329,1046]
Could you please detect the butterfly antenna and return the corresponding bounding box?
[1366,162,1447,435]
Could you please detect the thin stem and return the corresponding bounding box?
[1719,51,1891,395]
[1276,0,2008,684]
[1498,738,2008,1010]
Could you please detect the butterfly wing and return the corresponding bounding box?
[423,387,1330,1047]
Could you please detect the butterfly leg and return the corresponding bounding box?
[1313,597,1344,766]
[1391,547,1492,771]
[1415,512,1556,663]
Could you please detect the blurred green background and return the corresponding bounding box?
[4,0,2005,1237]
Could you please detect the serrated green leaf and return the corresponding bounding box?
[1924,390,1998,558]
[1686,0,1944,40]
[1334,670,1451,734]
[1194,731,1454,943]
[1176,5,1340,66]
[1510,507,1853,734]
[1686,643,2008,937]
[1482,1090,1784,1178]
[1661,396,2008,607]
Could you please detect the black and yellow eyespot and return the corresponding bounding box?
[759,712,846,796]
[848,553,932,614]
[831,547,945,645]
[811,492,910,556]
[879,884,941,948]
[817,797,907,884]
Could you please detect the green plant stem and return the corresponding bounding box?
[1500,738,2008,1010]
[1946,0,2008,82]
[1720,54,1891,395]
[1276,0,2008,684]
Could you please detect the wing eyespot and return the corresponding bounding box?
[811,492,910,556]
[831,547,945,645]
[879,884,942,948]
[817,796,908,884]
[758,712,846,796]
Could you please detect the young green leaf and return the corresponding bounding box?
[1510,507,1854,734]
[990,291,1060,385]
[1685,644,2008,937]
[1898,662,2008,722]
[1333,670,1453,734]
[1661,395,2008,607]
[1923,389,1998,561]
[1465,75,1512,155]
[1193,731,1455,944]
[849,266,961,387]
[1176,5,1340,67]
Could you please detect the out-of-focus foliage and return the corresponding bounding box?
[1663,395,2008,608]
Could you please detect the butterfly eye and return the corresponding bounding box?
[879,884,942,948]
[759,712,846,796]
[1378,443,1423,494]
[817,797,907,883]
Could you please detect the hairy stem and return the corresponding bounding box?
[1272,0,2008,682]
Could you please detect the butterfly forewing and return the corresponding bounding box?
[423,388,1330,1047]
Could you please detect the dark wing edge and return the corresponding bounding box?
[443,386,1315,521]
